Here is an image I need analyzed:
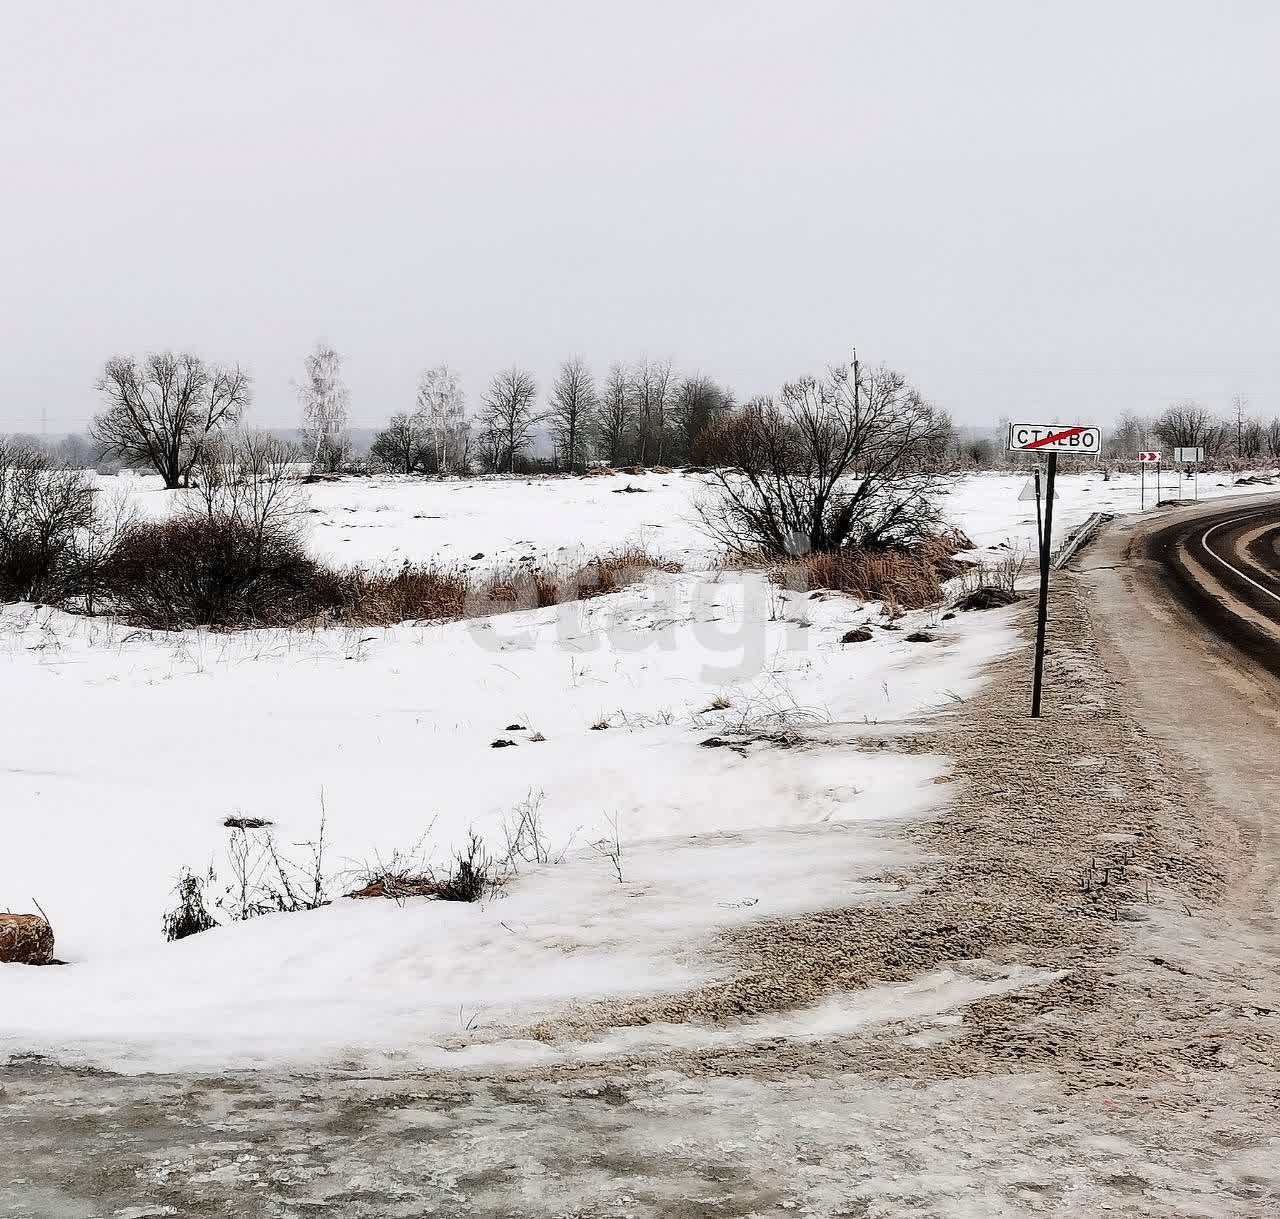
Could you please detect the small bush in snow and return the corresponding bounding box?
[592,813,625,885]
[218,813,330,921]
[162,868,219,942]
[437,831,497,903]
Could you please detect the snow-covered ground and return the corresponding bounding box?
[102,464,1271,570]
[2,467,1275,1073]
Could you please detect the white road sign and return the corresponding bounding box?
[1007,423,1101,454]
[1174,447,1205,463]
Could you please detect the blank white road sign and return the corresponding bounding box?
[1018,478,1059,501]
[1007,423,1101,454]
[1174,447,1205,463]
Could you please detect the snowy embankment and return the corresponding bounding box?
[0,468,1272,1073]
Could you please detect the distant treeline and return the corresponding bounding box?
[5,345,1274,482]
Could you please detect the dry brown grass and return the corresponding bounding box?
[726,529,975,611]
[338,563,472,625]
[340,546,682,627]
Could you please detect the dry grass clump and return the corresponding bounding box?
[339,562,472,626]
[724,529,974,612]
[572,546,683,598]
[915,528,976,580]
[464,546,681,614]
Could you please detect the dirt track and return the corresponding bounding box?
[3,503,1280,1217]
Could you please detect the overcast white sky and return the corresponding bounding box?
[1,1,1276,434]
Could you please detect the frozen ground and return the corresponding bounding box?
[2,468,1277,1074]
[6,1060,1269,1218]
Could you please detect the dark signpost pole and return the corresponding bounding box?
[1030,451,1058,719]
[1007,422,1099,719]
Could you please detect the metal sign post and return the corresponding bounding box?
[1030,453,1057,718]
[1007,422,1102,718]
[1174,447,1205,504]
[1137,451,1160,511]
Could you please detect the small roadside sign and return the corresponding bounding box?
[1137,451,1161,463]
[1018,477,1058,501]
[1174,447,1205,463]
[1005,420,1102,720]
[1007,423,1101,454]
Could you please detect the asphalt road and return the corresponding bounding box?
[1144,495,1280,679]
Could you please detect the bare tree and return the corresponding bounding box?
[296,342,350,473]
[548,357,598,472]
[1152,400,1227,456]
[671,374,733,465]
[596,362,632,466]
[1265,419,1280,460]
[479,366,540,473]
[54,433,96,469]
[698,358,950,556]
[1240,418,1264,460]
[474,422,506,474]
[92,352,250,489]
[1232,393,1250,458]
[632,356,676,465]
[413,364,467,474]
[370,413,425,473]
[1107,411,1150,459]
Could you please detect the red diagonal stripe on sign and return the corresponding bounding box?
[1026,426,1086,449]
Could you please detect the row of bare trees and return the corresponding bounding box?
[1107,398,1280,462]
[87,342,352,487]
[370,356,737,475]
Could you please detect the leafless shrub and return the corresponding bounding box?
[103,434,318,628]
[697,360,950,557]
[348,823,510,905]
[217,808,330,921]
[437,830,498,902]
[956,544,1030,600]
[0,441,98,603]
[501,790,552,868]
[162,867,219,942]
[593,813,624,884]
[725,675,826,741]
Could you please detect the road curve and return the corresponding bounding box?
[1143,495,1280,680]
[1078,493,1280,939]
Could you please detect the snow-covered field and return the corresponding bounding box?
[1,467,1273,1073]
